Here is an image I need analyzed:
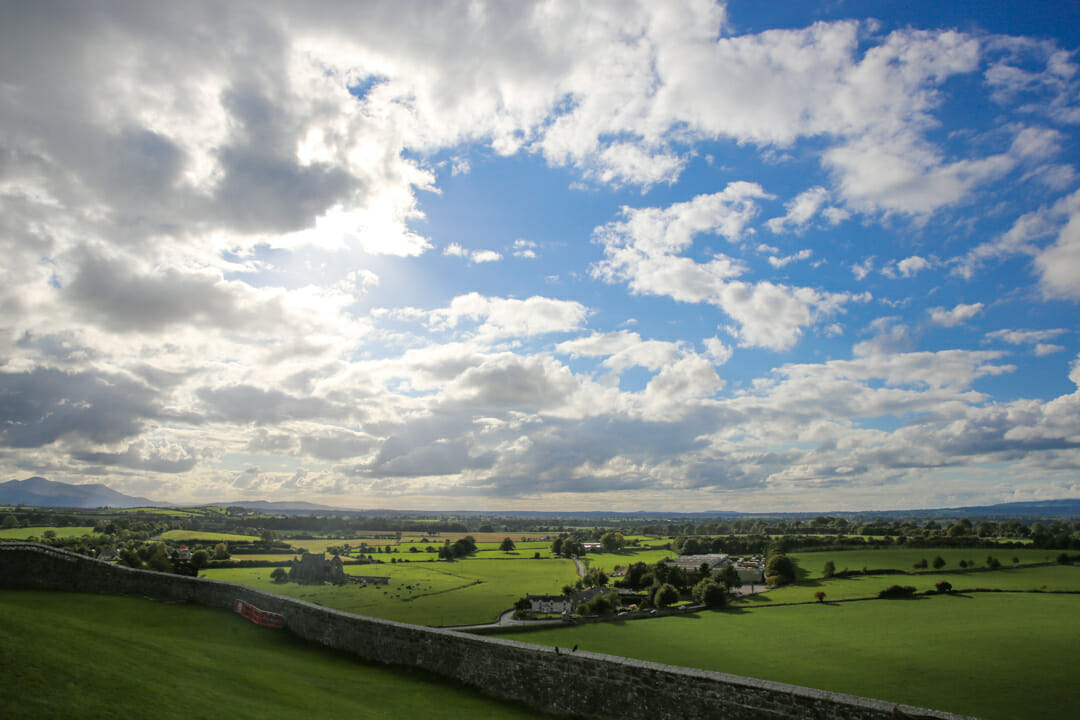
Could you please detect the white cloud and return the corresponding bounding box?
[825,132,1015,215]
[512,239,538,259]
[428,293,589,340]
[1035,343,1065,356]
[593,185,857,350]
[986,328,1066,345]
[471,250,503,263]
[896,255,932,277]
[768,249,813,268]
[851,257,875,281]
[444,244,503,263]
[704,337,734,365]
[765,186,832,233]
[929,302,985,327]
[1035,209,1080,299]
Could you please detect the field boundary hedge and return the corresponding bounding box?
[0,542,976,720]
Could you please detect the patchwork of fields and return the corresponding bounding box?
[203,556,580,626]
[5,521,1078,719]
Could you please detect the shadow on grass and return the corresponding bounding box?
[735,593,773,603]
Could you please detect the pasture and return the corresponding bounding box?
[0,590,554,720]
[758,564,1080,604]
[0,526,97,540]
[203,556,578,626]
[791,547,1064,579]
[503,592,1080,720]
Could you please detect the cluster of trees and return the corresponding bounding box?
[437,536,477,560]
[764,552,796,586]
[551,535,586,557]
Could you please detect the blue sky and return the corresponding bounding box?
[1,1,1079,511]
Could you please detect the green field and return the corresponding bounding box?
[0,526,98,540]
[158,530,260,542]
[117,507,205,516]
[204,556,579,626]
[791,548,1063,579]
[289,537,395,553]
[758,564,1080,604]
[500,592,1080,720]
[584,548,675,573]
[0,590,553,720]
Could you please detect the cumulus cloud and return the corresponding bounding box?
[768,249,813,268]
[986,328,1067,345]
[593,185,857,350]
[1,2,1078,508]
[0,368,163,448]
[766,187,837,233]
[884,255,932,278]
[512,239,538,259]
[444,243,503,263]
[929,302,984,327]
[427,293,589,340]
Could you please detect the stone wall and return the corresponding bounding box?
[0,543,977,720]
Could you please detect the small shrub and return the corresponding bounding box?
[934,580,953,594]
[814,591,826,603]
[878,584,917,599]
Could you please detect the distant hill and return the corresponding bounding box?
[0,477,162,509]
[206,499,344,512]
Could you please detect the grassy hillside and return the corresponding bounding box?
[0,590,554,720]
[503,592,1080,720]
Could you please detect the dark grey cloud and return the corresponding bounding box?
[0,367,161,447]
[197,384,343,424]
[65,249,286,333]
[72,443,199,474]
[299,429,379,461]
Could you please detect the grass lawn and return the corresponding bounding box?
[499,592,1080,720]
[757,564,1080,604]
[158,530,260,542]
[203,556,579,626]
[0,526,99,540]
[0,590,554,720]
[791,547,1062,579]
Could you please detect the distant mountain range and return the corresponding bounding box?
[4,477,1080,519]
[203,499,344,512]
[0,477,163,509]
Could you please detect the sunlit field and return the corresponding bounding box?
[759,564,1080,604]
[0,526,98,540]
[790,547,1064,579]
[203,555,579,626]
[158,530,260,543]
[501,592,1080,720]
[0,590,555,720]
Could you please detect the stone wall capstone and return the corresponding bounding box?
[0,543,979,720]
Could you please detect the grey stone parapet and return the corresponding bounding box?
[0,542,979,720]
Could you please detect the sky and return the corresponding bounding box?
[2,1,1079,513]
